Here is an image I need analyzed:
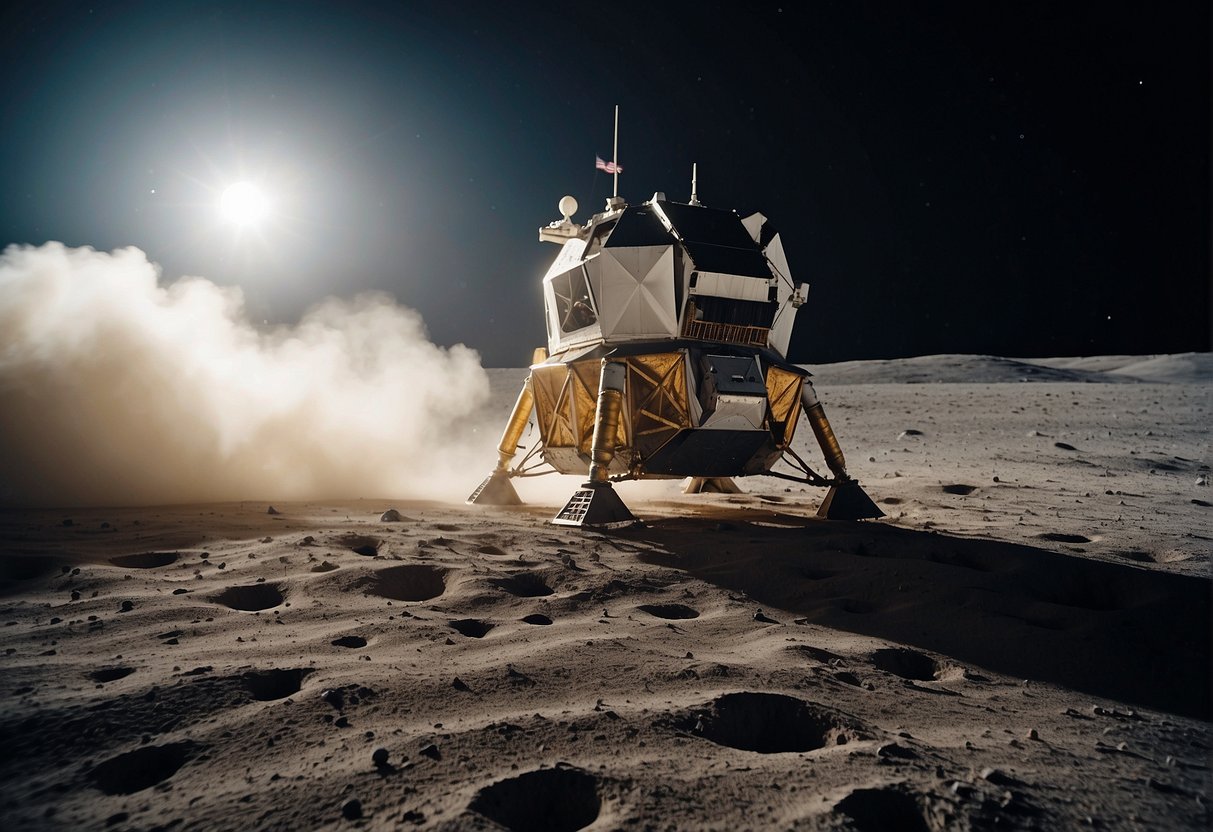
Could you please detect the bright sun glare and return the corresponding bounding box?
[219,182,270,226]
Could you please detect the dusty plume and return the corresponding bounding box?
[0,242,493,506]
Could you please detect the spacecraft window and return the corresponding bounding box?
[553,266,598,332]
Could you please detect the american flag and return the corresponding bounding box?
[595,155,623,174]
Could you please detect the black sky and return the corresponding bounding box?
[1,1,1208,365]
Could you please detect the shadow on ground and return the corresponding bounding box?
[619,512,1211,719]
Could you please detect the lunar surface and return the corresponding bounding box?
[1,353,1209,830]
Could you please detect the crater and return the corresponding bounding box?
[331,635,368,648]
[1036,532,1091,544]
[491,573,554,598]
[676,692,864,753]
[213,583,285,612]
[449,618,494,638]
[940,484,977,496]
[870,648,942,681]
[109,551,179,569]
[469,765,601,832]
[636,603,699,620]
[242,668,313,701]
[89,666,136,684]
[367,565,448,602]
[521,613,553,625]
[834,787,932,832]
[91,742,196,795]
[341,535,381,557]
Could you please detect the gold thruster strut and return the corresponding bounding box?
[494,380,534,472]
[588,360,626,484]
[802,384,847,479]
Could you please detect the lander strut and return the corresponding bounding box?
[468,179,882,527]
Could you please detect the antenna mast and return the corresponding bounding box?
[612,104,619,199]
[690,162,699,205]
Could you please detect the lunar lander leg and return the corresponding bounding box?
[552,360,637,527]
[800,383,884,520]
[467,379,535,506]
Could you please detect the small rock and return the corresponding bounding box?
[753,609,779,624]
[334,716,350,728]
[560,553,576,568]
[1027,728,1040,740]
[70,590,81,601]
[300,535,316,545]
[119,600,134,613]
[321,689,345,710]
[451,677,471,692]
[380,509,404,522]
[420,743,440,760]
[267,506,281,515]
[1054,442,1077,451]
[340,798,362,820]
[1196,474,1209,487]
[372,747,390,767]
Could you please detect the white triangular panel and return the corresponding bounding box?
[590,246,677,340]
[765,232,797,357]
[741,212,767,244]
[764,232,792,284]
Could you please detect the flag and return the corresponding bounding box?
[595,155,623,174]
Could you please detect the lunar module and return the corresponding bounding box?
[468,186,882,527]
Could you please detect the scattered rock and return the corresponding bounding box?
[372,747,390,767]
[267,506,281,515]
[321,689,345,710]
[420,743,440,760]
[119,600,134,613]
[1054,442,1077,451]
[380,509,404,522]
[340,798,362,820]
[753,609,779,624]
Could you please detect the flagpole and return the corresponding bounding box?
[612,104,619,199]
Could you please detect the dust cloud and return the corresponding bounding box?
[0,242,497,506]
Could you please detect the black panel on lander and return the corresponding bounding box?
[468,186,882,527]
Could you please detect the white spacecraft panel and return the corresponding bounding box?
[590,245,678,340]
[764,232,798,357]
[693,271,770,303]
[740,211,767,244]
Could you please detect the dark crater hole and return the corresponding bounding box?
[213,583,285,611]
[331,635,368,648]
[469,765,601,832]
[242,668,313,701]
[1036,532,1091,544]
[491,573,554,598]
[871,648,941,681]
[679,692,863,753]
[109,551,179,569]
[637,603,699,620]
[89,666,136,684]
[91,742,196,795]
[367,565,448,602]
[940,484,977,496]
[835,787,932,832]
[521,613,553,625]
[449,618,495,638]
[341,535,381,557]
